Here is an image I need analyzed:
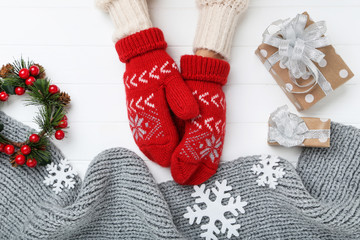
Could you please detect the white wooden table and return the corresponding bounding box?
[0,0,358,183]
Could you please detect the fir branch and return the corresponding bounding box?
[12,58,34,74]
[1,76,25,87]
[34,105,65,136]
[0,76,26,94]
[29,135,49,148]
[26,79,63,107]
[28,147,51,166]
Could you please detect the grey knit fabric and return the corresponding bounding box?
[0,111,360,239]
[160,122,360,239]
[0,111,183,239]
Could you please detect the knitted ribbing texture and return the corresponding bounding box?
[298,122,360,207]
[0,111,184,240]
[194,0,249,60]
[161,122,360,239]
[0,111,360,239]
[96,0,153,42]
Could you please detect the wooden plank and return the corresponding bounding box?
[0,0,358,184]
[0,6,357,46]
[2,82,360,124]
[0,45,356,86]
[1,0,360,8]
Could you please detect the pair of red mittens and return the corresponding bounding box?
[116,28,230,185]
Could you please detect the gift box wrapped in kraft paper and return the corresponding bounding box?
[256,12,354,111]
[268,106,331,148]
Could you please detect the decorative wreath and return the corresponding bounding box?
[0,58,71,168]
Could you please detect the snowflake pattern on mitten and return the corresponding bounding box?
[183,89,226,163]
[125,61,179,144]
[171,55,230,185]
[116,28,199,167]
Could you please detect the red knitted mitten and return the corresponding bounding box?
[171,55,230,185]
[116,28,199,167]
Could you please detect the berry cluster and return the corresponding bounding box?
[0,65,39,101]
[19,65,40,86]
[55,115,67,140]
[0,65,61,104]
[0,137,38,167]
[0,113,68,168]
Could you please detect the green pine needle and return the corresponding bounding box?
[26,79,63,107]
[12,57,34,74]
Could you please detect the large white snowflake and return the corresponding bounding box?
[184,180,248,240]
[43,159,77,194]
[251,155,285,189]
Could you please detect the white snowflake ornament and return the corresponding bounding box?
[43,159,77,194]
[184,180,248,240]
[251,155,285,189]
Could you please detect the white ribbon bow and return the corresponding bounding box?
[268,105,330,147]
[263,14,333,95]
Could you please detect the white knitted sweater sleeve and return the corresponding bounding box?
[196,0,248,13]
[96,0,153,42]
[194,0,249,60]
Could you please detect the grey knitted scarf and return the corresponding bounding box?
[0,111,359,240]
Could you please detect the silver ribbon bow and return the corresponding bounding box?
[263,14,333,95]
[268,105,330,147]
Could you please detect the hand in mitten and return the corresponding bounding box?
[171,55,230,185]
[116,28,199,167]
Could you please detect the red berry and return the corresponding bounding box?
[15,155,26,165]
[26,158,37,168]
[29,65,40,76]
[4,145,15,155]
[25,76,36,86]
[21,145,31,155]
[58,120,68,128]
[55,130,65,140]
[29,134,40,143]
[19,68,30,79]
[61,115,68,121]
[15,87,26,95]
[49,85,59,94]
[0,91,9,101]
[0,143,5,152]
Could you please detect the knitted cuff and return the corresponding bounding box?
[115,28,167,63]
[194,0,249,60]
[180,55,230,85]
[96,0,153,42]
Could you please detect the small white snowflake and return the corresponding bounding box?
[251,155,285,189]
[43,159,77,194]
[184,180,248,240]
